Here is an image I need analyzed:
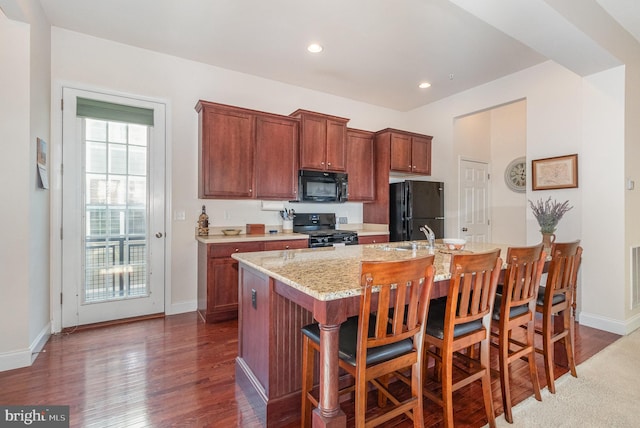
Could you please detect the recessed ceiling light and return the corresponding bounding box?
[418,82,431,89]
[307,43,323,53]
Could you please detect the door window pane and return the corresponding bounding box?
[83,119,149,303]
[108,144,127,174]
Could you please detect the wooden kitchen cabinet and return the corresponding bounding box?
[198,241,262,323]
[198,238,308,323]
[290,109,349,172]
[357,234,389,244]
[385,129,433,175]
[363,132,392,225]
[254,114,300,200]
[262,239,308,251]
[196,101,255,198]
[346,129,375,202]
[197,100,301,200]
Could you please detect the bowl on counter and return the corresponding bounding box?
[442,238,466,250]
[221,229,242,236]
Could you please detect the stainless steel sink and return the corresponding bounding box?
[376,243,433,251]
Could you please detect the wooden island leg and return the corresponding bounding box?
[312,323,346,428]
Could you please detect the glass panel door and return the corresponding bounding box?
[61,87,165,328]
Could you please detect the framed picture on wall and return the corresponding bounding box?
[37,137,49,189]
[532,154,578,190]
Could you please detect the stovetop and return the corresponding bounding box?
[302,228,353,236]
[292,213,358,247]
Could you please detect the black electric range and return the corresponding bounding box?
[292,213,358,248]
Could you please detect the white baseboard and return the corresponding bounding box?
[579,311,628,335]
[30,323,51,364]
[0,348,32,372]
[0,322,51,372]
[166,300,197,315]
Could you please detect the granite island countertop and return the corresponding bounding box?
[232,240,509,301]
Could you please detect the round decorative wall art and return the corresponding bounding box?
[504,157,526,193]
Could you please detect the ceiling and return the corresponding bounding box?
[11,0,640,111]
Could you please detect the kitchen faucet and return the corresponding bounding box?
[419,225,435,249]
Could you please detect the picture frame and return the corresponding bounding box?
[532,154,578,191]
[37,137,49,189]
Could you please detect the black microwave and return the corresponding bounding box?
[297,170,348,203]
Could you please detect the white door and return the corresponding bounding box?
[61,87,166,328]
[459,159,490,243]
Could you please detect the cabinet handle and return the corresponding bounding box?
[235,248,240,252]
[285,245,290,249]
[321,161,325,165]
[249,188,252,193]
[327,162,332,166]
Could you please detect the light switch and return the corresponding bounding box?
[174,210,186,221]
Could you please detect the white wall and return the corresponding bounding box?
[452,109,491,238]
[0,0,50,370]
[490,101,527,245]
[0,9,31,368]
[26,0,51,354]
[446,100,527,245]
[580,66,626,332]
[50,28,409,312]
[405,61,627,332]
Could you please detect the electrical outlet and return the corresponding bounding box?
[338,217,348,224]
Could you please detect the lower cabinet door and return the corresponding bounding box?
[207,257,240,322]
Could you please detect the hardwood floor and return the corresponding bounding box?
[0,312,619,427]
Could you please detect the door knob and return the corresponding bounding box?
[155,232,163,238]
[462,228,468,232]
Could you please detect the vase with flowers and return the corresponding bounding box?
[529,197,573,251]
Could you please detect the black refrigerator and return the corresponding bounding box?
[389,181,445,242]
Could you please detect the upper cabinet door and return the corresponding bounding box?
[291,109,349,172]
[410,135,432,175]
[198,103,254,198]
[389,133,412,172]
[387,130,432,175]
[254,115,299,200]
[325,119,347,172]
[346,129,375,201]
[298,114,327,170]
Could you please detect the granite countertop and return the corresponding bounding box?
[232,241,509,301]
[196,224,389,244]
[196,232,308,244]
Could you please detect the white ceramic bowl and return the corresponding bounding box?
[442,238,466,250]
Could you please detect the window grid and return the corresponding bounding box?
[82,119,149,303]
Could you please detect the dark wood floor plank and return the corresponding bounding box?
[0,312,619,427]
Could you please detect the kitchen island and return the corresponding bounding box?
[232,241,508,427]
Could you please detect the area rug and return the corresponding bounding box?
[487,328,640,427]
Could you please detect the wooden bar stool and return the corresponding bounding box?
[300,255,435,428]
[535,240,582,394]
[422,249,502,428]
[490,244,545,423]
